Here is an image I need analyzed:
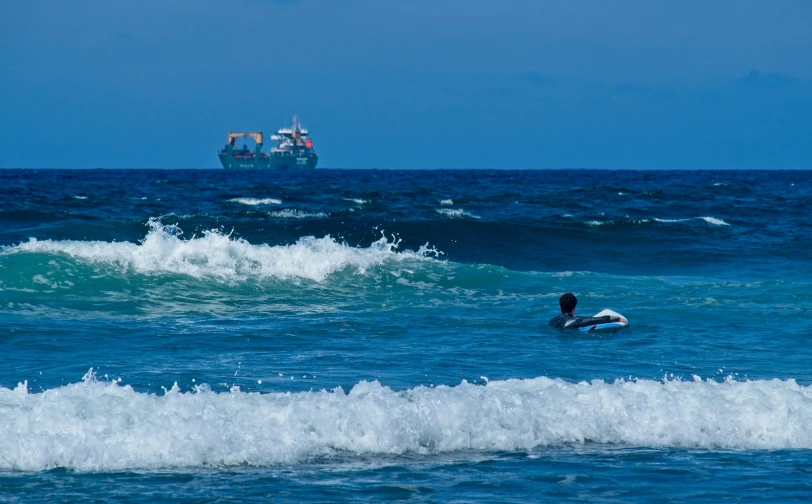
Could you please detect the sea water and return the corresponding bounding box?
[1,169,810,502]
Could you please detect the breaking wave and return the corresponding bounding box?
[653,217,730,226]
[227,198,282,206]
[699,216,730,226]
[1,219,437,282]
[436,208,480,219]
[1,372,810,472]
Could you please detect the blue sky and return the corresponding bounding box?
[2,0,811,169]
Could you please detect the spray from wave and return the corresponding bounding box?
[1,371,810,471]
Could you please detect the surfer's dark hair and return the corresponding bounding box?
[559,293,577,314]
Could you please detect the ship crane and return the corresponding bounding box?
[227,132,264,147]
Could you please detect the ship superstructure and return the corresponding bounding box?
[218,116,318,169]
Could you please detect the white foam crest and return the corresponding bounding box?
[436,208,480,219]
[3,220,430,282]
[2,374,811,471]
[268,209,329,219]
[586,220,613,227]
[74,196,88,200]
[227,198,282,206]
[653,217,730,226]
[439,199,454,205]
[343,198,369,205]
[699,216,730,226]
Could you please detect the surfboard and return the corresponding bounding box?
[578,309,629,332]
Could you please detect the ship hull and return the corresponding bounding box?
[219,153,318,170]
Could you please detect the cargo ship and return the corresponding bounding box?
[218,116,318,169]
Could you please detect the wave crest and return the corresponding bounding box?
[1,373,810,471]
[227,198,282,205]
[436,208,480,219]
[654,216,730,226]
[2,219,437,282]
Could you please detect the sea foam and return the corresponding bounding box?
[269,209,329,219]
[1,373,811,471]
[3,220,435,282]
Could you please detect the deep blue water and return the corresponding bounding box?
[1,169,811,502]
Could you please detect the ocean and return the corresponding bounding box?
[1,169,810,502]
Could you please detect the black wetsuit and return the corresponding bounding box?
[548,313,621,329]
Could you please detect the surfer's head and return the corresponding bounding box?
[559,292,577,315]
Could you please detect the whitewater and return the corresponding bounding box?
[4,219,437,283]
[3,372,812,473]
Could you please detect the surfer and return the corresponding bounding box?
[549,292,627,329]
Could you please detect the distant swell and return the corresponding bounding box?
[1,374,810,471]
[2,219,437,282]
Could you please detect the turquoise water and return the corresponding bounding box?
[1,169,811,502]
